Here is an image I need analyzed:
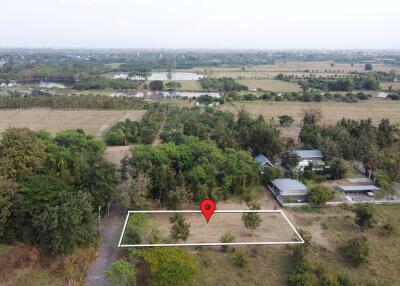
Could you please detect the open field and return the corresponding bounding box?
[220,99,400,125]
[380,82,400,90]
[192,62,400,79]
[123,211,298,245]
[238,79,301,92]
[175,80,202,90]
[0,109,146,136]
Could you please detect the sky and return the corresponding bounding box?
[1,0,399,49]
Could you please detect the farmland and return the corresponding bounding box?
[0,109,146,136]
[237,79,301,92]
[221,99,400,125]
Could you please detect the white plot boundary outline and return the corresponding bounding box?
[118,210,304,247]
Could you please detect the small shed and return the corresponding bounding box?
[269,178,307,203]
[294,149,323,160]
[255,154,273,167]
[377,92,388,99]
[336,185,379,196]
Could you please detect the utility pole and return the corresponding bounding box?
[98,206,101,237]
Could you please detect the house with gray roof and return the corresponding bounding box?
[269,178,308,203]
[293,149,326,172]
[255,154,273,174]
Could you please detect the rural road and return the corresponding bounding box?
[85,210,123,286]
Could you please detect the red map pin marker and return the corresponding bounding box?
[200,199,216,223]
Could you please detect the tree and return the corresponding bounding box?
[328,157,347,180]
[242,203,262,236]
[149,80,164,91]
[120,172,151,211]
[281,151,299,171]
[0,128,46,181]
[142,248,198,286]
[365,63,373,71]
[220,232,235,252]
[342,237,369,267]
[354,204,376,230]
[261,166,281,185]
[307,185,333,207]
[0,176,18,241]
[105,260,136,286]
[170,214,190,241]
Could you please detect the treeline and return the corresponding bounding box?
[0,94,147,109]
[104,104,168,145]
[200,77,248,91]
[303,75,379,91]
[300,110,400,182]
[160,107,283,158]
[124,136,260,207]
[0,128,119,255]
[234,91,371,103]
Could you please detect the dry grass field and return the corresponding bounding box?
[380,82,400,90]
[193,62,400,79]
[221,99,400,125]
[0,109,146,136]
[238,79,301,92]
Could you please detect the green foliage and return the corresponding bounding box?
[220,232,235,252]
[278,115,295,126]
[125,214,160,245]
[365,63,373,71]
[327,157,347,180]
[0,176,18,241]
[381,219,396,237]
[142,247,198,286]
[200,77,248,91]
[354,204,376,230]
[15,175,96,254]
[261,166,282,185]
[307,185,333,207]
[129,136,259,204]
[282,151,300,170]
[120,172,151,211]
[149,80,164,91]
[170,214,190,241]
[105,260,136,286]
[342,236,370,267]
[374,169,393,191]
[232,249,250,268]
[242,203,262,235]
[0,128,46,181]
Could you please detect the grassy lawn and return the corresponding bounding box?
[175,80,202,90]
[238,79,301,92]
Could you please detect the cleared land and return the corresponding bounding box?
[0,109,146,136]
[381,82,400,90]
[221,99,400,125]
[238,79,301,92]
[123,212,298,245]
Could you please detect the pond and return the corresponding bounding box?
[111,72,204,81]
[39,82,66,89]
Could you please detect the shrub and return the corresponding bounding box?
[354,204,376,230]
[232,249,250,268]
[170,214,190,241]
[342,236,369,267]
[105,260,136,286]
[142,248,198,286]
[307,185,333,207]
[220,232,235,252]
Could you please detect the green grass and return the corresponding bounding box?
[237,79,301,92]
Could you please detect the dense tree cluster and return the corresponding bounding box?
[0,94,147,110]
[0,128,119,254]
[299,111,400,181]
[161,107,283,158]
[105,104,168,145]
[303,75,380,91]
[126,136,260,206]
[199,77,248,91]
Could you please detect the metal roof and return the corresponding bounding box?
[271,179,307,196]
[336,185,380,192]
[255,154,273,167]
[294,149,323,159]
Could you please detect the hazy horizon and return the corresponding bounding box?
[1,0,399,50]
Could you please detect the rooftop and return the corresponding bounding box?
[255,154,273,167]
[336,185,380,192]
[294,149,323,159]
[271,178,307,196]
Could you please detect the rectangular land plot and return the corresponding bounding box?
[119,210,304,247]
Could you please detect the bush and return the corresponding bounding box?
[149,80,164,91]
[105,260,136,286]
[342,236,369,267]
[354,204,376,230]
[232,249,250,268]
[170,214,190,242]
[307,185,333,207]
[220,232,235,252]
[142,248,198,286]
